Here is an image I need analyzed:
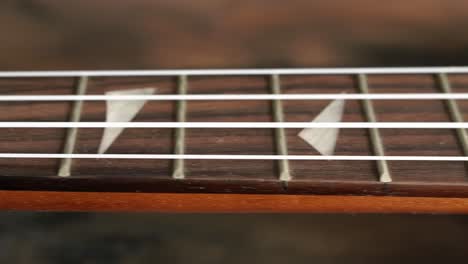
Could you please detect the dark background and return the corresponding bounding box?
[2,1,468,263]
[2,213,468,263]
[2,0,468,70]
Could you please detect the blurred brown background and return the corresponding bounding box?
[2,1,468,263]
[2,0,468,70]
[2,213,468,263]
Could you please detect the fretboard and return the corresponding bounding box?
[1,67,468,198]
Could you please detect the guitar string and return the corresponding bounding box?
[0,153,467,161]
[2,66,468,77]
[0,68,467,161]
[0,122,467,128]
[2,93,468,100]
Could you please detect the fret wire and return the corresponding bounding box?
[173,75,188,179]
[4,93,468,101]
[4,153,468,161]
[357,74,392,183]
[3,66,468,77]
[437,73,468,157]
[57,76,88,177]
[270,75,291,181]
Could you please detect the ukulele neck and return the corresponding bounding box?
[0,67,467,199]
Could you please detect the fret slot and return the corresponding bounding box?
[57,76,88,177]
[357,74,392,182]
[437,73,468,156]
[270,74,291,181]
[173,75,188,179]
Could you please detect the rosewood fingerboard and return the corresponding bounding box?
[1,70,468,198]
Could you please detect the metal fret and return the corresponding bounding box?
[437,73,468,156]
[173,75,188,179]
[57,76,88,177]
[357,74,392,183]
[270,75,291,181]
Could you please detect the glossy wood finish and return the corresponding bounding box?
[0,74,468,202]
[2,191,468,213]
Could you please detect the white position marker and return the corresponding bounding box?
[298,99,346,155]
[98,88,156,154]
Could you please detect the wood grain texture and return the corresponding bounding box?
[2,191,468,213]
[0,74,468,202]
